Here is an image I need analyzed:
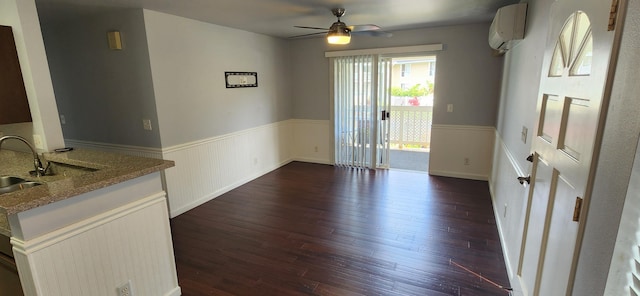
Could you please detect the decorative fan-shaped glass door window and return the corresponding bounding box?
[549,11,593,77]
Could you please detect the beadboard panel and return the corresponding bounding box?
[162,120,294,217]
[488,132,529,293]
[429,125,495,180]
[11,194,180,296]
[64,120,330,217]
[291,119,332,164]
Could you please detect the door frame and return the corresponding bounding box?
[326,45,444,168]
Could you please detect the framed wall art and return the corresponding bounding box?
[225,72,258,88]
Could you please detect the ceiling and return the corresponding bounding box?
[34,0,520,39]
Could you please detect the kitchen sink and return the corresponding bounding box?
[0,176,42,195]
[0,176,26,188]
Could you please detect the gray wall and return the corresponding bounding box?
[495,0,550,176]
[290,23,503,127]
[143,10,292,148]
[41,9,161,148]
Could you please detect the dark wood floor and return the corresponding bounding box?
[170,162,510,296]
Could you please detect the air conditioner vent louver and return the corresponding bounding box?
[488,3,528,51]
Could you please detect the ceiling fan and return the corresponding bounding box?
[292,8,392,45]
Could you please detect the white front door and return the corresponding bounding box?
[518,0,621,295]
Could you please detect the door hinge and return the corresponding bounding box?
[609,0,619,31]
[573,197,584,222]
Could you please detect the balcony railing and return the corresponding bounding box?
[389,106,432,149]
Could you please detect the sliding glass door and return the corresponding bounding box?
[333,55,391,169]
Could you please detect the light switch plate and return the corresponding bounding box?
[142,119,152,131]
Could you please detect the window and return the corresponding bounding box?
[401,64,411,77]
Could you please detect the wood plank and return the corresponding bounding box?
[171,162,511,295]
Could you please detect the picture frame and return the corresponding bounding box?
[225,72,258,88]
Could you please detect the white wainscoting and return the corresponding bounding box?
[11,193,180,296]
[162,120,295,217]
[291,119,332,165]
[64,120,333,218]
[489,131,530,295]
[429,125,495,180]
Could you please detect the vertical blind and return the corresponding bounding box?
[376,57,392,168]
[334,55,374,168]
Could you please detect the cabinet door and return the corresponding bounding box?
[0,25,31,124]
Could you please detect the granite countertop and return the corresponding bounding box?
[0,149,174,236]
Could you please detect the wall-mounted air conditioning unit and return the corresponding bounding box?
[488,3,528,51]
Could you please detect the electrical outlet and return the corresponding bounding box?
[117,280,133,296]
[314,146,318,152]
[142,119,152,131]
[464,157,470,166]
[60,114,66,125]
[447,104,454,112]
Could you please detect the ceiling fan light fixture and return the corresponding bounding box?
[327,27,351,45]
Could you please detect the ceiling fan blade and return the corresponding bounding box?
[351,30,393,38]
[347,24,382,32]
[294,25,330,30]
[288,31,328,39]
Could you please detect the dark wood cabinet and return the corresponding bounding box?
[0,25,31,124]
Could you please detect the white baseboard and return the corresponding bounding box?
[292,157,332,165]
[428,170,488,181]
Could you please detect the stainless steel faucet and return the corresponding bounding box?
[0,135,49,177]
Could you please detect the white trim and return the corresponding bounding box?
[499,134,528,177]
[289,119,329,125]
[11,192,166,253]
[430,124,495,131]
[429,170,488,181]
[161,120,289,153]
[491,186,521,293]
[162,120,294,217]
[325,44,443,57]
[293,157,332,165]
[64,139,163,158]
[165,286,182,296]
[65,121,292,157]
